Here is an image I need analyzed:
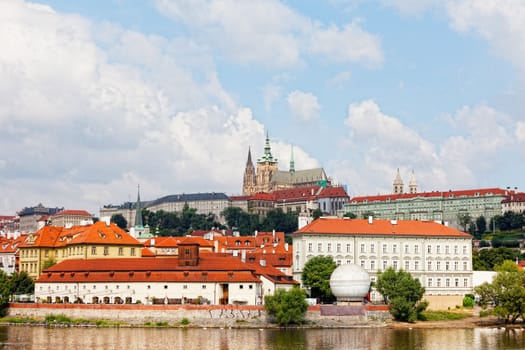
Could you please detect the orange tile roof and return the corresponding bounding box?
[20,226,63,248]
[295,217,472,238]
[350,188,508,203]
[248,192,276,201]
[53,209,92,217]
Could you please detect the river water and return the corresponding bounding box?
[1,326,525,349]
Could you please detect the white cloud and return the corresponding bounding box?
[328,70,352,88]
[517,122,525,142]
[154,0,383,67]
[446,1,525,73]
[287,91,321,121]
[336,100,520,197]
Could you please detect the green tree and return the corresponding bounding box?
[0,271,11,316]
[362,211,375,219]
[343,212,357,219]
[457,213,472,233]
[312,208,323,220]
[376,267,427,322]
[9,271,34,295]
[261,208,298,234]
[473,247,519,271]
[110,214,128,230]
[42,258,57,270]
[301,256,337,302]
[475,216,487,238]
[264,287,308,325]
[475,260,525,323]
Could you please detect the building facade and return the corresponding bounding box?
[18,204,63,233]
[242,134,330,196]
[50,210,93,228]
[35,243,297,305]
[19,221,142,279]
[292,217,473,303]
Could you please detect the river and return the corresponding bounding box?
[1,326,524,349]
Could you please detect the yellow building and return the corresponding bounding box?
[19,221,142,279]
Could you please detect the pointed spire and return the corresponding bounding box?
[393,168,404,194]
[246,146,253,166]
[409,170,418,194]
[289,145,295,174]
[134,184,143,227]
[258,131,277,163]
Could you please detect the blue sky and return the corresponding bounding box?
[1,0,524,216]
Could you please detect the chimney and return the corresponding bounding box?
[104,217,111,226]
[254,230,258,237]
[151,239,155,246]
[241,249,246,263]
[368,216,373,224]
[285,243,289,252]
[260,259,266,267]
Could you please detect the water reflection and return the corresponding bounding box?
[1,326,525,350]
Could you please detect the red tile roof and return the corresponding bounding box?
[295,217,472,238]
[53,209,92,217]
[248,192,276,201]
[350,188,508,203]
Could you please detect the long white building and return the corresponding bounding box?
[292,217,473,308]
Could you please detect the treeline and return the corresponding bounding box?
[111,205,298,236]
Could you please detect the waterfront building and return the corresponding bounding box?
[19,220,142,279]
[292,217,473,308]
[242,133,330,196]
[35,240,297,305]
[502,191,525,214]
[49,210,93,228]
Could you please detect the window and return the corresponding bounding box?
[346,259,351,265]
[437,278,441,287]
[445,261,450,271]
[336,260,341,266]
[455,278,459,287]
[427,261,432,271]
[427,245,431,254]
[308,243,313,252]
[183,285,188,289]
[346,244,351,253]
[239,285,244,289]
[446,278,450,287]
[202,285,206,289]
[427,278,433,287]
[454,245,458,254]
[414,261,419,271]
[370,244,375,253]
[463,278,468,288]
[383,244,387,253]
[463,262,468,270]
[249,285,253,289]
[454,261,459,271]
[360,260,365,268]
[405,261,409,270]
[327,243,332,253]
[414,245,419,254]
[317,243,322,252]
[164,285,168,289]
[445,246,449,254]
[436,261,441,270]
[336,243,341,253]
[404,245,409,254]
[436,245,441,254]
[393,261,398,270]
[131,248,136,256]
[393,244,397,254]
[91,247,97,255]
[118,247,123,256]
[360,244,365,253]
[382,260,387,270]
[463,246,467,255]
[103,247,109,256]
[370,261,375,270]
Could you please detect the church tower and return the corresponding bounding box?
[289,145,295,175]
[242,147,257,196]
[256,132,278,193]
[393,168,404,194]
[408,170,418,194]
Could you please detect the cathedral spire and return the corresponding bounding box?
[289,145,295,174]
[134,184,143,227]
[408,170,418,194]
[246,146,253,166]
[258,131,277,163]
[393,168,404,194]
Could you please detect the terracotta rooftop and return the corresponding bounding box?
[53,209,92,217]
[350,188,508,203]
[294,217,472,238]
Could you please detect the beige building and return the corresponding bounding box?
[50,209,93,228]
[242,134,329,196]
[19,221,142,279]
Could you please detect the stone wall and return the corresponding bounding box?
[7,303,390,328]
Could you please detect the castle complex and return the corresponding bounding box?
[242,133,330,196]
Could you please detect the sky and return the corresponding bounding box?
[1,0,525,216]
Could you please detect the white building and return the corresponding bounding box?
[292,217,473,308]
[35,241,297,305]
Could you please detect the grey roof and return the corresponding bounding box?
[271,168,327,185]
[147,192,230,207]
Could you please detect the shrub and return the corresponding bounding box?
[264,287,308,326]
[180,317,190,325]
[463,294,475,308]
